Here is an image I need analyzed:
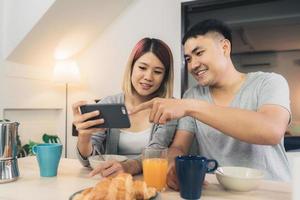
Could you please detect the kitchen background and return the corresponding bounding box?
[0,0,299,159]
[0,0,182,158]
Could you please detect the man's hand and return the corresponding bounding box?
[88,160,125,177]
[167,162,179,191]
[167,161,210,191]
[129,98,192,124]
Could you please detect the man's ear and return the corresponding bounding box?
[222,39,231,57]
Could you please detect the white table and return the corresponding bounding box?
[0,157,292,200]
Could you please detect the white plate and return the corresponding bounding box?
[69,188,158,200]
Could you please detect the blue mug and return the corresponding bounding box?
[32,143,62,177]
[175,155,218,199]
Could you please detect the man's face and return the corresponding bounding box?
[183,34,228,87]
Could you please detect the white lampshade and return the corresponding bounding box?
[53,60,80,83]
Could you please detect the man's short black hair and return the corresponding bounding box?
[182,19,232,45]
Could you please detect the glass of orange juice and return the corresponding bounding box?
[142,147,168,191]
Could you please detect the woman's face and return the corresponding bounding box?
[131,52,166,97]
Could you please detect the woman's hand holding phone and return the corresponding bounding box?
[72,101,107,137]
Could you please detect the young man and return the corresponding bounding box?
[130,19,291,190]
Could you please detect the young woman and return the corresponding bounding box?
[72,38,176,177]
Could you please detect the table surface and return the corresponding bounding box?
[0,156,292,200]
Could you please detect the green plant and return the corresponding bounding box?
[42,133,61,143]
[17,133,61,158]
[0,119,60,157]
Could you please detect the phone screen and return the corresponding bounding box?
[79,104,131,129]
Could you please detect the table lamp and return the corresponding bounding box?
[53,59,80,158]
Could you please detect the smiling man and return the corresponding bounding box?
[130,19,291,189]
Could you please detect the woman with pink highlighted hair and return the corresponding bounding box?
[72,38,176,177]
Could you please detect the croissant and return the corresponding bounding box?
[73,173,156,200]
[73,187,93,200]
[90,177,114,200]
[112,173,134,200]
[133,180,156,200]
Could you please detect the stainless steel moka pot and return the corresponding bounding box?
[0,121,20,183]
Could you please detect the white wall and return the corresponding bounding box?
[0,0,66,156]
[0,1,3,59]
[68,0,183,158]
[78,0,182,98]
[1,0,186,158]
[2,0,55,59]
[0,60,66,155]
[7,0,134,68]
[0,60,66,152]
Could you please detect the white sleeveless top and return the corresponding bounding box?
[119,128,151,158]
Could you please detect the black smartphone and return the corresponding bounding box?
[79,103,131,129]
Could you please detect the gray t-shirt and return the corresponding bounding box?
[178,72,291,181]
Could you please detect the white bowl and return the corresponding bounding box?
[216,166,264,192]
[88,155,128,169]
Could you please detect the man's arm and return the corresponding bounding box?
[121,159,142,175]
[167,130,194,191]
[167,130,193,161]
[130,98,289,145]
[186,101,290,145]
